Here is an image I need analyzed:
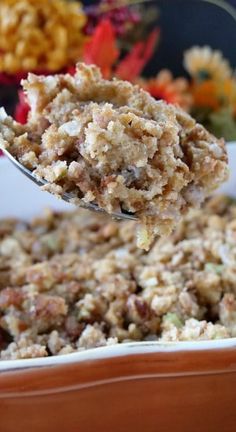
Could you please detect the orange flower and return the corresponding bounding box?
[191,80,220,111]
[83,19,119,78]
[221,78,236,117]
[137,70,192,111]
[191,78,236,114]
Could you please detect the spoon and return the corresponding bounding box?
[0,146,138,221]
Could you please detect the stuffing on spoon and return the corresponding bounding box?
[0,63,229,249]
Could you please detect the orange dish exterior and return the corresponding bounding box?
[0,346,236,432]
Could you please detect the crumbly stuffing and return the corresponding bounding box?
[0,195,236,360]
[0,63,228,249]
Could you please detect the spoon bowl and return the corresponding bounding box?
[0,145,138,222]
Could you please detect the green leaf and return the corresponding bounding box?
[191,107,212,124]
[208,107,236,140]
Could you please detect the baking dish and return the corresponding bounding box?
[0,143,236,432]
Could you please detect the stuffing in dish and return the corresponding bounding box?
[0,195,236,360]
[0,63,228,249]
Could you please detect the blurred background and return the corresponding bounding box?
[83,0,236,75]
[144,0,236,75]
